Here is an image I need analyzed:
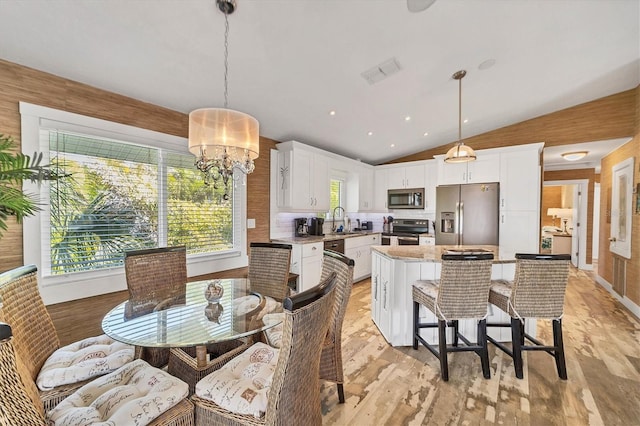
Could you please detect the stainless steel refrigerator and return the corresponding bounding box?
[435,183,499,245]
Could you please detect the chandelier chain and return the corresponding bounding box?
[223,10,229,108]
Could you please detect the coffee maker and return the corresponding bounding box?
[308,217,324,236]
[294,218,308,237]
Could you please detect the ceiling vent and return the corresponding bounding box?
[361,57,402,85]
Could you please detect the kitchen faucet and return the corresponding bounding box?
[332,206,345,232]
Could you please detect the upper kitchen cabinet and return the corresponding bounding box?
[424,159,437,213]
[387,162,425,189]
[373,168,388,211]
[499,144,543,212]
[275,141,330,212]
[346,164,374,212]
[436,152,500,185]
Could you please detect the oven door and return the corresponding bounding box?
[397,236,419,245]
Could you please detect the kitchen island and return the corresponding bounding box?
[371,245,534,346]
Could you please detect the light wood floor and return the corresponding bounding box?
[320,268,640,425]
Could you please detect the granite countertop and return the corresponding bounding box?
[372,245,513,263]
[272,230,381,244]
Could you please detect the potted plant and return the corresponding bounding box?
[0,134,63,237]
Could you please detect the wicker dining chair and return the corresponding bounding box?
[191,272,337,425]
[248,242,293,303]
[412,253,494,381]
[0,265,134,412]
[0,321,195,426]
[124,246,188,368]
[487,253,571,380]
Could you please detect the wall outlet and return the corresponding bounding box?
[247,218,256,229]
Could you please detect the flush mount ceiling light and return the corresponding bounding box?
[188,0,259,200]
[444,70,477,163]
[561,151,588,161]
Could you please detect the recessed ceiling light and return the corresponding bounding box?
[562,151,588,161]
[423,132,429,136]
[329,110,336,116]
[463,118,468,123]
[390,144,395,148]
[405,116,411,121]
[367,131,373,136]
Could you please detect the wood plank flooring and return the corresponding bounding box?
[320,268,640,425]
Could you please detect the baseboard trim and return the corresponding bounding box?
[595,275,640,319]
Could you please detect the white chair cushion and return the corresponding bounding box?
[36,334,134,391]
[46,359,188,426]
[262,313,284,349]
[233,295,281,321]
[195,342,279,419]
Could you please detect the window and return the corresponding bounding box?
[329,178,344,217]
[21,103,248,304]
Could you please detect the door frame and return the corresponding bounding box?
[544,179,590,269]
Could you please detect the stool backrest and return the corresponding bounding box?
[320,250,355,349]
[248,242,293,302]
[438,253,494,319]
[511,253,571,318]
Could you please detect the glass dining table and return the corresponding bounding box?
[102,278,280,368]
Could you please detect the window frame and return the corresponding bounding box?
[20,102,248,305]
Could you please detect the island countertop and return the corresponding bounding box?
[372,244,514,263]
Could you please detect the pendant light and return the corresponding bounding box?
[444,70,476,163]
[188,0,259,199]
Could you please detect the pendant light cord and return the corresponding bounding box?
[458,74,462,142]
[223,11,229,108]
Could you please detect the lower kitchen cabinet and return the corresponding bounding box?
[290,242,323,292]
[345,233,380,281]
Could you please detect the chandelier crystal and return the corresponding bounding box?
[188,0,259,199]
[444,70,476,164]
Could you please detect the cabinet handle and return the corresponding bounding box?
[383,280,387,309]
[468,171,472,181]
[501,198,505,208]
[312,246,317,251]
[462,172,466,181]
[374,276,378,299]
[501,214,504,224]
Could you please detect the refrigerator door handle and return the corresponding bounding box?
[459,201,464,245]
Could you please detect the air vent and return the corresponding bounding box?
[361,57,402,85]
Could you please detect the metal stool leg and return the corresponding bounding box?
[438,320,449,381]
[413,301,419,350]
[553,318,568,380]
[478,318,490,379]
[511,317,524,379]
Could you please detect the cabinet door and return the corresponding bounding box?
[290,149,313,209]
[378,254,391,339]
[300,255,323,292]
[359,167,374,211]
[404,164,425,188]
[438,160,467,185]
[371,253,381,322]
[311,154,330,211]
[373,168,388,211]
[346,247,363,281]
[424,160,437,212]
[499,210,539,260]
[467,153,500,183]
[499,150,540,211]
[387,166,406,189]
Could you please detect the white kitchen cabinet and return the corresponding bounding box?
[345,233,380,281]
[358,167,374,211]
[419,235,435,245]
[387,162,425,189]
[499,148,541,212]
[373,168,389,211]
[499,210,539,260]
[436,152,500,185]
[371,251,391,340]
[276,142,330,212]
[290,242,323,292]
[424,159,437,212]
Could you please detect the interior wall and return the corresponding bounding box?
[542,186,563,228]
[0,59,273,273]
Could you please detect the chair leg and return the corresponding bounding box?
[477,318,490,379]
[552,318,568,380]
[438,320,449,381]
[452,320,459,347]
[413,301,419,350]
[511,317,524,379]
[337,383,345,403]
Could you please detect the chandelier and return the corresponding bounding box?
[444,70,476,163]
[188,0,259,199]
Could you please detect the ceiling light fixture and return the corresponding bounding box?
[444,70,477,163]
[329,110,336,116]
[188,0,259,200]
[562,151,588,161]
[405,116,411,121]
[367,131,373,136]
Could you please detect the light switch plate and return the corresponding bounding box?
[247,218,256,229]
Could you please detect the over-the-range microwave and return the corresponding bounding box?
[387,188,425,209]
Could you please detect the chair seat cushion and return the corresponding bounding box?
[489,280,513,313]
[195,342,279,419]
[262,313,284,349]
[412,280,439,313]
[36,334,134,391]
[234,295,281,321]
[46,359,188,426]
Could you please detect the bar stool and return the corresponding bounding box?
[487,253,571,380]
[412,253,494,381]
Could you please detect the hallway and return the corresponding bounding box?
[321,268,640,425]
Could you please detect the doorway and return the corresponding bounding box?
[542,180,589,269]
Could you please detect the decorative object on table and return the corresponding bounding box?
[204,280,224,303]
[187,0,259,200]
[444,70,477,163]
[204,302,224,324]
[0,134,67,238]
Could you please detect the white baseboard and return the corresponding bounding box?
[595,275,640,319]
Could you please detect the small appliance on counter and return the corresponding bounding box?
[294,217,308,237]
[360,221,373,230]
[308,217,324,236]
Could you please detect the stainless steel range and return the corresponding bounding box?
[381,218,432,246]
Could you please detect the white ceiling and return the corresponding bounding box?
[542,138,631,172]
[0,0,638,165]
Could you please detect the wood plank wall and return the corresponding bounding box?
[0,59,273,273]
[541,186,562,228]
